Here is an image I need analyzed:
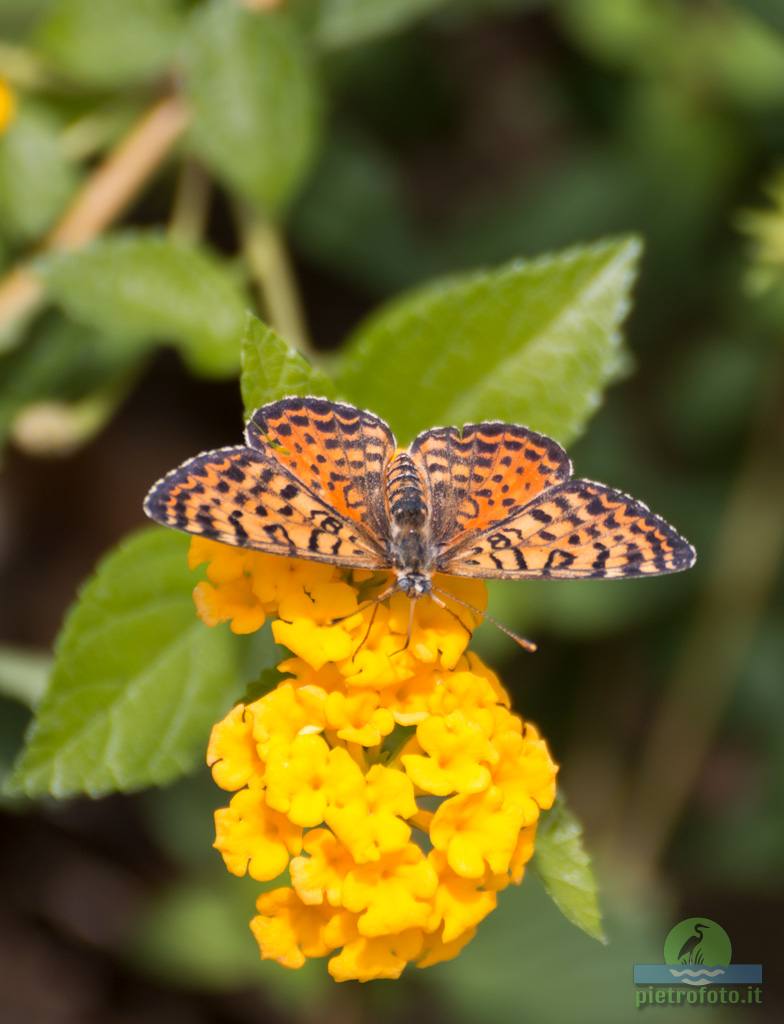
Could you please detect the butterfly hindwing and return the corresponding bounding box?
[410,421,572,547]
[440,479,696,579]
[144,446,387,569]
[246,397,395,551]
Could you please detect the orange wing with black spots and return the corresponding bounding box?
[410,421,571,547]
[144,446,387,569]
[246,397,395,551]
[440,479,696,579]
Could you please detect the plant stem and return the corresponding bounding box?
[49,95,189,248]
[239,208,312,354]
[0,95,189,348]
[168,160,211,246]
[620,349,784,875]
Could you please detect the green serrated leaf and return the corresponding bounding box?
[0,105,77,245]
[240,313,335,417]
[40,232,248,378]
[35,0,183,87]
[314,0,453,49]
[0,647,51,708]
[336,237,641,445]
[182,0,321,216]
[10,528,242,798]
[533,794,606,944]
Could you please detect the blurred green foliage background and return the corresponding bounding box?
[1,0,783,1021]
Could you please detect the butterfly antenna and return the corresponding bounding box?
[431,586,537,653]
[427,592,472,639]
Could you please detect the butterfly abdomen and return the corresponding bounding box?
[385,452,432,572]
[386,453,427,523]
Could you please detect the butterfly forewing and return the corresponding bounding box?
[410,422,571,547]
[246,397,395,551]
[144,446,386,569]
[440,479,696,579]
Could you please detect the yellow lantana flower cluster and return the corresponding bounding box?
[192,537,558,982]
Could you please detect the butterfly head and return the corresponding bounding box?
[395,571,432,598]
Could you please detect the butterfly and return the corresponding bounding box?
[144,397,696,649]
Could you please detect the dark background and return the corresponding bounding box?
[2,1,783,1021]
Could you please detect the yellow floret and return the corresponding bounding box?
[402,710,497,796]
[265,734,363,827]
[290,828,355,907]
[328,928,425,983]
[430,786,528,878]
[206,703,265,791]
[251,888,353,969]
[214,785,302,881]
[342,843,438,937]
[426,850,497,941]
[326,764,416,863]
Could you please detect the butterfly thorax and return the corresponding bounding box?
[385,452,433,591]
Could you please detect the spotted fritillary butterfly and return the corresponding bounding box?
[145,397,695,638]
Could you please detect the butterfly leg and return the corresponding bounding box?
[388,597,418,658]
[330,582,398,626]
[351,600,381,662]
[405,597,416,651]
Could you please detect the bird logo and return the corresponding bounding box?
[676,922,709,964]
